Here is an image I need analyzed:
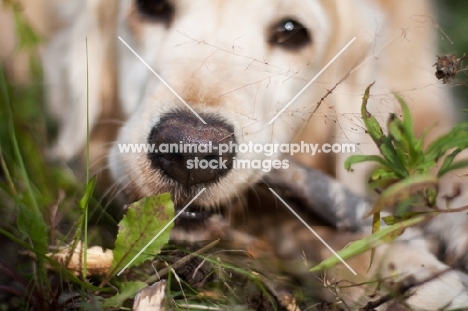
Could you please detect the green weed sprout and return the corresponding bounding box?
[346,83,468,217]
[311,83,468,273]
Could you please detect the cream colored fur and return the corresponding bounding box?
[43,0,468,308]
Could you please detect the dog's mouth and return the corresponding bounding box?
[175,204,218,222]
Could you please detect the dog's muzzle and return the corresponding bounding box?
[148,110,236,187]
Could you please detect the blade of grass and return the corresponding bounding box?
[0,64,48,289]
[0,145,17,195]
[310,215,428,273]
[83,36,90,278]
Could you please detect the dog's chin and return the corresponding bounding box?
[173,203,224,232]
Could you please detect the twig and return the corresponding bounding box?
[435,204,468,213]
[146,239,220,283]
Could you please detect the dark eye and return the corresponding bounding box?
[136,0,174,23]
[268,19,311,50]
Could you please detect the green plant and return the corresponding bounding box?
[346,83,468,211]
[310,83,468,272]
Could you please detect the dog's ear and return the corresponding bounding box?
[44,0,118,161]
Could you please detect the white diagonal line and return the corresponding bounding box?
[118,36,207,124]
[268,37,356,125]
[117,188,206,276]
[268,188,357,275]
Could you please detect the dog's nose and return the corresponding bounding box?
[148,111,236,186]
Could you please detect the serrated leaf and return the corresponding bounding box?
[310,216,427,273]
[103,281,148,308]
[111,194,174,273]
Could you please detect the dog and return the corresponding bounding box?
[43,0,468,308]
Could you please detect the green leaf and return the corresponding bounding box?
[437,147,468,177]
[361,83,386,146]
[414,125,433,154]
[425,187,438,207]
[382,211,434,225]
[425,123,468,162]
[438,159,468,177]
[310,216,427,273]
[393,93,418,148]
[379,138,407,177]
[369,167,396,181]
[387,114,407,148]
[345,155,390,172]
[368,167,400,190]
[17,202,48,255]
[79,175,97,209]
[413,158,437,175]
[363,174,437,218]
[387,122,408,167]
[111,194,174,274]
[103,281,148,308]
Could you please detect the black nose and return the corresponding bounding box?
[148,111,236,186]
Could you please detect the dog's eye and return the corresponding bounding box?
[136,0,174,23]
[268,19,311,49]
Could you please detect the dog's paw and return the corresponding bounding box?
[405,268,468,310]
[426,212,468,271]
[375,234,468,310]
[426,180,468,271]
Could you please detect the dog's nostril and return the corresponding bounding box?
[161,153,184,162]
[203,155,218,162]
[148,111,236,186]
[158,153,184,168]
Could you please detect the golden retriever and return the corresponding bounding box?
[41,0,468,308]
